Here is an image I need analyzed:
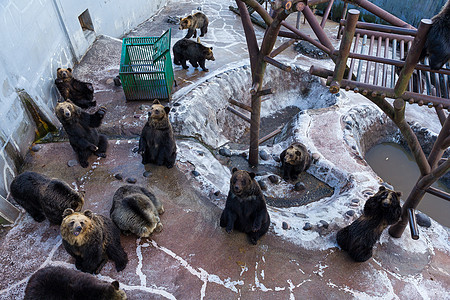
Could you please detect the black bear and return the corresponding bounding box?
[173,38,215,72]
[420,0,450,70]
[55,68,96,109]
[280,142,311,180]
[10,171,84,225]
[55,100,108,168]
[220,167,271,245]
[179,12,209,39]
[110,185,165,237]
[336,186,402,262]
[60,208,128,274]
[138,99,177,168]
[24,266,127,300]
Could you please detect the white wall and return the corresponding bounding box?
[0,0,168,223]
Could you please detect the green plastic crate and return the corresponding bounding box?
[119,29,174,101]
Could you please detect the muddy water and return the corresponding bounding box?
[365,142,450,227]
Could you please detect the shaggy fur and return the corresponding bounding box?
[138,100,176,168]
[179,12,209,39]
[60,209,128,274]
[24,266,127,300]
[336,186,402,262]
[55,100,108,168]
[173,38,215,72]
[10,171,84,225]
[220,168,270,245]
[110,185,164,237]
[55,68,96,108]
[280,142,311,180]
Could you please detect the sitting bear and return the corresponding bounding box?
[55,100,108,168]
[55,68,96,108]
[24,266,127,300]
[280,142,311,180]
[336,186,402,262]
[10,171,84,225]
[110,185,165,237]
[220,167,271,245]
[138,99,176,168]
[60,208,128,274]
[420,0,450,70]
[173,38,215,72]
[179,12,209,39]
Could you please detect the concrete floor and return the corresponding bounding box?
[0,0,449,299]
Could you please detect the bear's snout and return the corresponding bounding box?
[73,225,82,236]
[381,199,391,207]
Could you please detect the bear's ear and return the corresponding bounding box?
[57,68,61,71]
[83,210,94,219]
[63,208,74,218]
[396,191,402,197]
[111,281,120,290]
[79,190,86,197]
[232,167,238,173]
[378,186,386,191]
[295,150,302,156]
[153,99,161,105]
[248,172,256,179]
[210,47,213,50]
[67,68,72,72]
[164,106,170,114]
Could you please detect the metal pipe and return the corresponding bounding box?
[270,39,296,58]
[320,0,335,28]
[407,208,419,240]
[353,28,414,43]
[264,56,292,72]
[301,5,335,53]
[364,35,375,84]
[340,19,417,36]
[347,33,361,80]
[426,186,450,201]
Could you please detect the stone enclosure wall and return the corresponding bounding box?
[0,0,168,223]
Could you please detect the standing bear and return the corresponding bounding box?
[220,167,271,245]
[60,208,128,274]
[55,67,96,108]
[138,99,177,168]
[24,266,127,300]
[336,186,402,262]
[10,171,84,225]
[173,38,215,72]
[56,100,108,168]
[280,142,311,180]
[110,185,165,237]
[179,12,209,39]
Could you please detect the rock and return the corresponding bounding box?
[303,223,312,230]
[294,40,329,59]
[346,210,355,217]
[143,171,152,178]
[196,151,205,156]
[219,148,232,157]
[114,173,123,180]
[273,155,281,162]
[319,220,329,229]
[240,152,248,158]
[132,147,139,153]
[351,198,360,204]
[346,120,353,126]
[294,182,306,191]
[167,16,180,24]
[192,170,200,177]
[134,115,141,118]
[282,222,290,230]
[258,180,267,191]
[345,125,352,130]
[31,145,41,152]
[126,177,137,184]
[259,150,270,161]
[268,175,280,184]
[294,213,307,218]
[214,191,220,196]
[351,145,357,150]
[312,153,320,163]
[113,76,121,86]
[416,213,431,228]
[173,102,181,107]
[67,159,78,167]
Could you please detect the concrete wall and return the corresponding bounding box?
[0,0,167,223]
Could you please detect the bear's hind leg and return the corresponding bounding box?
[200,25,207,37]
[94,135,108,158]
[77,149,91,168]
[16,199,46,222]
[198,59,208,72]
[181,59,189,69]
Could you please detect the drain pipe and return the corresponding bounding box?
[51,0,78,63]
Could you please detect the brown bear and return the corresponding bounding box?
[220,167,271,245]
[420,0,450,70]
[55,100,108,168]
[60,208,128,274]
[55,68,96,108]
[24,266,127,300]
[110,185,164,237]
[10,171,84,225]
[138,99,177,168]
[280,142,311,180]
[179,12,209,39]
[336,186,402,262]
[173,38,215,72]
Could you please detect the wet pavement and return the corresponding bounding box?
[1,0,449,299]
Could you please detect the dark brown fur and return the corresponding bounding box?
[280,142,311,180]
[55,68,96,108]
[173,38,215,72]
[179,12,209,39]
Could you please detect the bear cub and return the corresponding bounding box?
[24,266,127,300]
[179,12,209,39]
[10,171,84,225]
[280,142,311,180]
[110,185,165,237]
[55,67,96,108]
[173,38,215,72]
[56,100,108,168]
[60,208,128,274]
[220,167,271,245]
[138,99,177,168]
[336,186,402,262]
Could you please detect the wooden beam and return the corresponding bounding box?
[264,56,292,72]
[228,98,252,112]
[227,106,251,123]
[258,126,283,144]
